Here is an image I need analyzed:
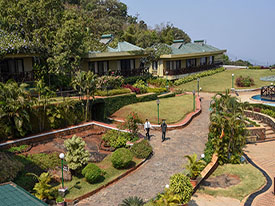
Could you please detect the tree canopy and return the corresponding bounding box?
[0,0,191,74]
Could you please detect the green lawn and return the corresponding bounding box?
[198,163,265,200]
[111,95,194,124]
[62,155,143,200]
[176,69,275,93]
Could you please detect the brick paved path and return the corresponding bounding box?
[77,94,211,206]
[244,141,275,206]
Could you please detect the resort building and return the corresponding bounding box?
[149,40,226,80]
[81,40,147,76]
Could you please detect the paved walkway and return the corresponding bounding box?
[190,193,240,206]
[244,141,275,206]
[78,94,211,206]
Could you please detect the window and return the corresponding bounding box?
[0,59,24,73]
[166,60,181,70]
[152,61,158,70]
[209,56,214,64]
[186,59,196,68]
[200,57,207,65]
[121,59,135,71]
[175,60,181,69]
[166,61,171,70]
[88,62,95,73]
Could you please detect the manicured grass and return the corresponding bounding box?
[176,69,275,93]
[62,155,143,200]
[111,95,194,124]
[198,163,265,200]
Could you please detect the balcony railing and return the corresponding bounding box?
[165,62,222,76]
[0,71,35,83]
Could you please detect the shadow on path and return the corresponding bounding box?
[243,153,273,206]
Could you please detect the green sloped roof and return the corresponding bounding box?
[107,41,144,52]
[170,42,221,55]
[0,183,47,206]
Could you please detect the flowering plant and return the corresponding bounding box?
[96,75,124,90]
[121,112,142,138]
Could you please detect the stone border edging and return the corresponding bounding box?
[242,153,273,206]
[0,121,128,149]
[110,95,201,130]
[193,153,219,193]
[65,157,149,204]
[235,88,261,92]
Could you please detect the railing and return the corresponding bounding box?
[165,62,222,76]
[261,85,275,100]
[0,71,35,82]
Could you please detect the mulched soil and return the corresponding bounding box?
[202,174,241,188]
[22,128,111,161]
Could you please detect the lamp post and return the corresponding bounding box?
[232,73,235,90]
[59,153,65,189]
[197,78,200,96]
[156,99,160,124]
[192,90,196,112]
[166,71,169,89]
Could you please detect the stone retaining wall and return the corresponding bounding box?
[245,110,275,131]
[246,127,266,141]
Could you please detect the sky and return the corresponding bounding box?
[120,0,275,65]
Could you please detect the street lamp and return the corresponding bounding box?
[231,73,235,90]
[156,99,160,124]
[59,153,65,189]
[197,78,200,96]
[192,90,196,112]
[166,71,169,89]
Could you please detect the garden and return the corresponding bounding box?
[0,111,153,204]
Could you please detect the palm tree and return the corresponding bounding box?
[72,71,97,121]
[183,153,206,180]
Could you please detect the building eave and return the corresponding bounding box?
[160,50,226,59]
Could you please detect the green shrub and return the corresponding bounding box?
[130,140,152,159]
[124,75,152,85]
[183,153,206,179]
[119,196,145,206]
[7,144,28,153]
[202,136,215,164]
[261,109,275,119]
[0,152,24,183]
[136,93,158,102]
[82,163,102,183]
[169,173,193,204]
[102,130,132,148]
[96,75,124,90]
[133,80,148,94]
[147,87,167,94]
[248,66,261,70]
[64,135,90,171]
[111,148,133,169]
[147,78,172,88]
[95,88,131,96]
[236,76,254,87]
[174,67,225,86]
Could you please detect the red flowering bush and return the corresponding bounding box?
[96,75,124,90]
[121,112,142,138]
[122,84,140,94]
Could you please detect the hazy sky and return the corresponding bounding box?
[121,0,275,65]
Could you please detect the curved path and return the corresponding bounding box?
[78,94,212,206]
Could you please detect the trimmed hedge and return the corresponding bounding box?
[95,88,131,96]
[147,87,167,94]
[136,93,158,103]
[111,148,133,169]
[174,67,225,86]
[130,140,152,159]
[82,163,102,183]
[158,92,176,99]
[124,75,153,85]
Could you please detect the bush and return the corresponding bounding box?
[136,93,158,102]
[147,87,167,94]
[147,78,172,88]
[121,112,142,138]
[7,144,28,153]
[183,154,206,179]
[0,152,24,183]
[95,88,131,96]
[202,136,215,164]
[174,67,225,86]
[64,135,90,171]
[111,148,133,169]
[122,84,141,94]
[102,130,132,148]
[96,75,124,90]
[169,173,193,204]
[133,80,148,94]
[130,140,152,159]
[26,152,60,170]
[124,75,152,85]
[82,163,102,183]
[236,76,255,87]
[119,196,145,206]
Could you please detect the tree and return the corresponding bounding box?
[0,81,32,138]
[183,153,206,180]
[71,71,97,121]
[64,135,90,171]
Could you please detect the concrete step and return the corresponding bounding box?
[266,134,275,139]
[246,136,257,142]
[266,130,274,135]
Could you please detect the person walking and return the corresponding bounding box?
[161,119,167,142]
[144,119,152,140]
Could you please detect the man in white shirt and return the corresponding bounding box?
[144,119,152,140]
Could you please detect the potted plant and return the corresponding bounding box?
[56,196,65,206]
[183,153,206,187]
